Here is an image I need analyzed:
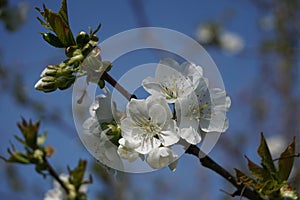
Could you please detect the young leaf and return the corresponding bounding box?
[58,0,69,25]
[245,156,272,182]
[257,133,277,176]
[277,137,295,182]
[44,10,74,46]
[41,32,65,48]
[36,0,75,47]
[68,159,87,190]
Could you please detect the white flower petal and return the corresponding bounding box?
[158,58,181,73]
[134,136,161,154]
[127,98,149,119]
[181,62,204,89]
[146,147,178,170]
[117,138,139,162]
[82,117,101,136]
[118,138,140,149]
[148,104,168,127]
[159,121,180,146]
[142,59,196,103]
[121,96,179,154]
[147,96,173,119]
[180,127,201,145]
[142,77,165,97]
[120,118,134,136]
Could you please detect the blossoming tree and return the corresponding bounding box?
[1,0,299,199]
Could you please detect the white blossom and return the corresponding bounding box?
[121,96,179,154]
[44,174,87,200]
[142,58,196,103]
[81,88,124,169]
[146,147,178,171]
[219,31,244,54]
[117,138,139,162]
[82,87,115,136]
[175,89,230,145]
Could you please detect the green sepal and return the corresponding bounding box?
[101,122,121,146]
[98,79,105,89]
[41,32,65,48]
[90,23,101,35]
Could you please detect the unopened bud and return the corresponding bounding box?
[56,75,75,90]
[34,78,57,92]
[40,65,58,77]
[33,149,44,163]
[76,31,90,47]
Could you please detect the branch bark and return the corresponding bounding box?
[185,145,263,200]
[43,156,70,195]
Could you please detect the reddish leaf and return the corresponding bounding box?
[278,137,295,182]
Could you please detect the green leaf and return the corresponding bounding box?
[41,32,65,48]
[36,1,75,47]
[277,137,295,182]
[6,150,30,164]
[58,0,69,25]
[68,159,87,190]
[257,133,277,176]
[36,16,52,30]
[245,156,272,182]
[14,135,25,145]
[44,10,74,46]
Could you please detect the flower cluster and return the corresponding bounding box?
[82,58,230,171]
[34,1,112,93]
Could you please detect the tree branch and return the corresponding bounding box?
[102,71,137,100]
[43,156,70,195]
[185,145,263,200]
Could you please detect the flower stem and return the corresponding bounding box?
[43,156,70,195]
[102,71,137,100]
[185,145,263,200]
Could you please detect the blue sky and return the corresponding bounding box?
[0,0,270,199]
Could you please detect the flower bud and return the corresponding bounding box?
[65,45,77,58]
[76,31,90,47]
[56,75,75,90]
[34,78,57,92]
[44,145,55,157]
[40,65,58,77]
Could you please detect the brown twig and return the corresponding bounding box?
[185,145,263,200]
[43,156,70,195]
[102,71,136,101]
